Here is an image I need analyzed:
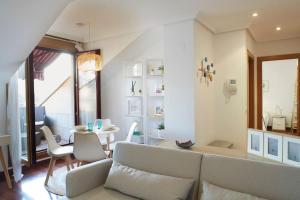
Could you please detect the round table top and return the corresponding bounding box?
[71,126,120,137]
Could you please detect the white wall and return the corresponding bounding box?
[164,20,196,141]
[84,32,143,66]
[0,82,7,171]
[213,30,248,150]
[86,21,250,150]
[0,83,7,135]
[194,21,216,146]
[85,27,164,141]
[263,59,298,127]
[256,37,300,56]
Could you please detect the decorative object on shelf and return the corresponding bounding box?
[247,129,264,156]
[149,63,164,76]
[154,82,164,95]
[197,57,216,83]
[154,106,164,116]
[130,80,137,95]
[156,122,165,138]
[264,132,283,162]
[138,89,142,95]
[158,65,164,75]
[126,63,143,77]
[283,136,300,167]
[176,140,194,149]
[128,99,142,116]
[272,116,286,131]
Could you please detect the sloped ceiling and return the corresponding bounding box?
[50,0,300,43]
[48,0,202,42]
[0,0,72,82]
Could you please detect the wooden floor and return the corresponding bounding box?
[0,160,65,200]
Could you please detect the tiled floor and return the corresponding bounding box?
[0,160,65,200]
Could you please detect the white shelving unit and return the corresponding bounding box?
[124,59,165,144]
[145,59,165,145]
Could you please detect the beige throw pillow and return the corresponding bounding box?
[104,162,194,200]
[201,181,268,200]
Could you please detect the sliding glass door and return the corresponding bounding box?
[25,47,76,163]
[23,46,101,164]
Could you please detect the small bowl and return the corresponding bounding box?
[74,125,86,131]
[176,140,194,149]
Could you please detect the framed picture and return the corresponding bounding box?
[126,62,143,77]
[154,106,164,116]
[263,132,283,162]
[128,99,142,116]
[283,136,300,167]
[272,117,286,131]
[247,129,264,156]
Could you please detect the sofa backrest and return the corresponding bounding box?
[200,154,300,200]
[113,142,203,200]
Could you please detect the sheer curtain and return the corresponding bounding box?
[7,71,23,182]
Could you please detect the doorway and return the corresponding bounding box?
[30,47,75,160]
[257,54,300,135]
[24,38,102,164]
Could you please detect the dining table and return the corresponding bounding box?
[70,126,120,151]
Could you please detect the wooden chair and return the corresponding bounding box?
[73,132,107,167]
[41,126,74,185]
[0,135,12,189]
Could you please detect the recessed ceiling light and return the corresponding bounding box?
[276,26,281,31]
[252,12,258,17]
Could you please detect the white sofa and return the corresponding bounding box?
[66,142,300,200]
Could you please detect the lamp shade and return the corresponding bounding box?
[77,52,103,72]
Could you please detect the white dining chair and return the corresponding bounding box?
[41,126,74,186]
[125,122,139,142]
[94,119,115,143]
[109,122,138,151]
[73,132,107,166]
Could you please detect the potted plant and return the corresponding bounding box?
[157,122,165,138]
[158,65,164,75]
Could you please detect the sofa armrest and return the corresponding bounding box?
[66,158,113,198]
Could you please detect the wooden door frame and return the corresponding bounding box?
[26,53,36,165]
[27,46,76,164]
[248,50,255,128]
[74,49,101,125]
[257,53,300,135]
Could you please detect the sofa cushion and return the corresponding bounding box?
[105,162,194,200]
[201,181,267,200]
[200,154,300,200]
[68,185,138,200]
[113,142,203,200]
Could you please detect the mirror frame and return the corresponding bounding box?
[257,53,300,135]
